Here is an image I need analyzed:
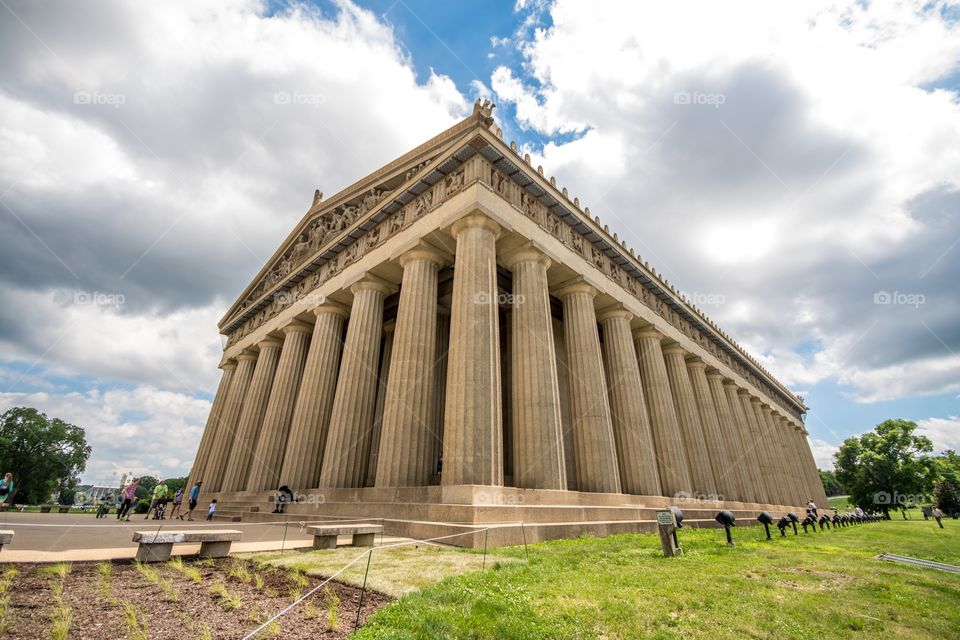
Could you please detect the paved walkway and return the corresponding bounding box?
[0,511,341,562]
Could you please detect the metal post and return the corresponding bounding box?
[520,522,528,561]
[354,549,373,631]
[482,529,489,570]
[281,520,289,554]
[763,523,771,540]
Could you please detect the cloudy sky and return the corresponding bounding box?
[1,0,958,486]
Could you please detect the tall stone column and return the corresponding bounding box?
[376,247,444,487]
[662,345,716,496]
[740,392,774,505]
[758,404,788,505]
[723,381,766,504]
[442,214,503,487]
[797,424,828,507]
[705,372,751,501]
[777,415,805,506]
[634,328,692,497]
[599,308,661,496]
[318,277,390,488]
[558,282,621,494]
[278,304,348,490]
[221,338,282,492]
[429,311,450,481]
[204,351,257,492]
[687,361,736,501]
[501,247,567,490]
[366,322,394,487]
[245,321,312,491]
[188,360,236,489]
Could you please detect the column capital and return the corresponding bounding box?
[597,305,633,323]
[748,396,762,405]
[632,326,664,341]
[661,343,688,357]
[237,350,258,362]
[555,279,597,299]
[219,359,237,371]
[312,302,350,319]
[383,319,396,333]
[451,212,501,239]
[257,337,284,350]
[722,379,739,389]
[349,273,394,296]
[398,243,448,268]
[685,357,708,369]
[281,320,313,336]
[501,243,551,270]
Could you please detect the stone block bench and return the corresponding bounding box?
[39,504,71,513]
[132,529,242,562]
[0,530,13,552]
[306,524,382,549]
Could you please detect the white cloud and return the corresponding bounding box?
[917,415,960,453]
[494,0,960,404]
[809,437,840,471]
[0,386,211,485]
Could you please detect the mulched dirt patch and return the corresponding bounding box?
[2,557,391,639]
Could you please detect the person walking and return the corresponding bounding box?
[0,473,14,506]
[168,487,184,520]
[183,481,202,521]
[117,477,139,521]
[145,479,169,520]
[933,506,945,528]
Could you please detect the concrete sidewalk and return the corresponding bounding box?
[0,511,331,562]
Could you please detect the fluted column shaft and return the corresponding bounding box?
[318,279,389,488]
[366,323,395,487]
[740,393,774,504]
[705,372,751,501]
[687,362,737,500]
[204,352,257,491]
[503,248,567,490]
[376,249,444,487]
[430,312,450,480]
[723,382,766,504]
[662,345,716,496]
[278,305,348,490]
[442,214,503,487]
[558,282,620,493]
[188,361,236,489]
[634,328,692,497]
[797,425,828,506]
[758,404,788,505]
[599,309,660,496]
[245,322,312,491]
[778,415,806,506]
[221,338,282,491]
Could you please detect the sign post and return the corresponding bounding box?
[656,509,680,557]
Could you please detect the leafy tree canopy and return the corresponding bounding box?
[0,407,91,504]
[834,419,937,513]
[819,469,844,496]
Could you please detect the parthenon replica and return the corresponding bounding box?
[188,101,828,545]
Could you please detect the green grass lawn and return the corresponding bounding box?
[351,520,960,640]
[827,494,852,509]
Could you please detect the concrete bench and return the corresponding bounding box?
[0,530,12,551]
[132,529,242,562]
[39,504,71,513]
[306,524,382,549]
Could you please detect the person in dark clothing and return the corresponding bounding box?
[273,485,294,514]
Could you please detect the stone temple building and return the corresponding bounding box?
[188,101,828,545]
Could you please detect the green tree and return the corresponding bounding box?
[0,407,91,504]
[58,477,79,506]
[819,469,844,496]
[135,475,158,502]
[834,419,937,515]
[933,478,960,516]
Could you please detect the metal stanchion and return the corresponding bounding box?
[354,549,373,631]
